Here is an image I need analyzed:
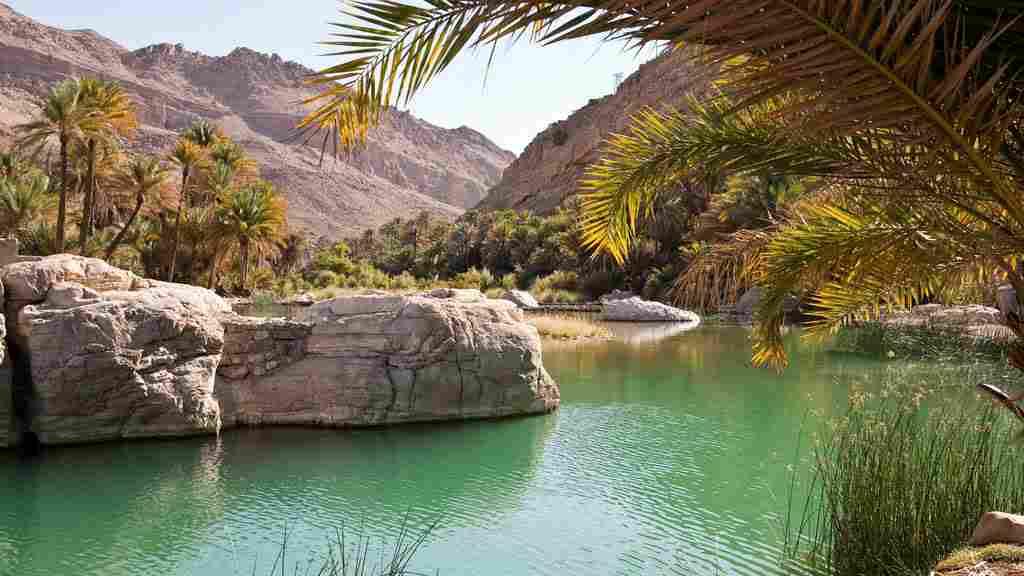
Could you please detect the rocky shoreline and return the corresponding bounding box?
[0,254,559,449]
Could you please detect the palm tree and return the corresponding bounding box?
[105,155,168,259]
[216,180,285,290]
[302,0,1024,374]
[16,79,92,252]
[0,171,54,234]
[182,119,221,149]
[168,138,203,281]
[76,78,137,251]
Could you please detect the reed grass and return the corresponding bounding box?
[260,519,435,576]
[787,367,1024,576]
[528,313,611,340]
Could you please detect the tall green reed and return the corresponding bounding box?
[787,367,1024,576]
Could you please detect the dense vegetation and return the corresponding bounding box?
[3,77,289,292]
[789,367,1024,576]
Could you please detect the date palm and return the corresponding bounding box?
[217,180,285,290]
[76,78,137,252]
[16,79,94,252]
[168,138,203,282]
[303,0,1024,376]
[105,155,168,260]
[0,171,53,234]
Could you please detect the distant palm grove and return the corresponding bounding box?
[3,77,286,291]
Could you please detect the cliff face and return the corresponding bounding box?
[0,3,515,238]
[476,50,711,215]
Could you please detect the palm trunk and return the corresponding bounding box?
[105,188,144,260]
[168,168,188,282]
[56,134,68,253]
[239,237,250,291]
[208,247,224,290]
[79,138,97,254]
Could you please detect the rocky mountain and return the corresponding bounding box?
[0,3,515,238]
[476,50,710,214]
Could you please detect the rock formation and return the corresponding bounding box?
[601,296,701,323]
[500,290,539,309]
[0,3,515,238]
[970,511,1024,546]
[0,254,559,447]
[476,49,713,214]
[218,290,558,426]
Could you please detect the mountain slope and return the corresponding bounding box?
[0,3,515,238]
[476,50,710,215]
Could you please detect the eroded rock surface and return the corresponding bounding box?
[602,296,701,323]
[15,279,225,444]
[216,290,559,427]
[2,255,560,446]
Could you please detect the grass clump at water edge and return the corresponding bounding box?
[786,366,1024,576]
[528,313,610,340]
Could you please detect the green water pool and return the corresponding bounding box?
[0,326,929,575]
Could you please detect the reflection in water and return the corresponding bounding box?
[1,326,931,576]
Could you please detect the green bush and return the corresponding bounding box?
[500,272,518,290]
[391,271,418,290]
[788,366,1024,576]
[531,270,578,293]
[313,270,338,289]
[451,267,495,290]
[534,288,581,304]
[580,268,623,300]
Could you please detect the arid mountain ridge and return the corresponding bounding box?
[0,2,515,239]
[477,49,710,215]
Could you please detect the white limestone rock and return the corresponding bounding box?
[601,296,701,323]
[501,290,539,309]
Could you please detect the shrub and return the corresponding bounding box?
[580,268,623,300]
[531,270,578,293]
[313,270,338,289]
[391,271,418,291]
[451,267,495,290]
[249,267,275,291]
[500,272,518,290]
[534,288,581,304]
[788,366,1024,576]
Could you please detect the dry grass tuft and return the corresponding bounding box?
[934,544,1024,575]
[528,314,610,340]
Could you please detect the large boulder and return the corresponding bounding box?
[601,296,700,323]
[970,512,1024,546]
[4,256,228,445]
[216,290,559,427]
[501,289,539,309]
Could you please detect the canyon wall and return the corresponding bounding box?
[476,49,713,215]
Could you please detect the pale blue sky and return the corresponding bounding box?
[9,0,654,153]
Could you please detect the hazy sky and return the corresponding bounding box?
[9,0,654,153]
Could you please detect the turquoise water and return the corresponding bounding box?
[0,326,906,575]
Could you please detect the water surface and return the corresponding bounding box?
[0,326,917,575]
